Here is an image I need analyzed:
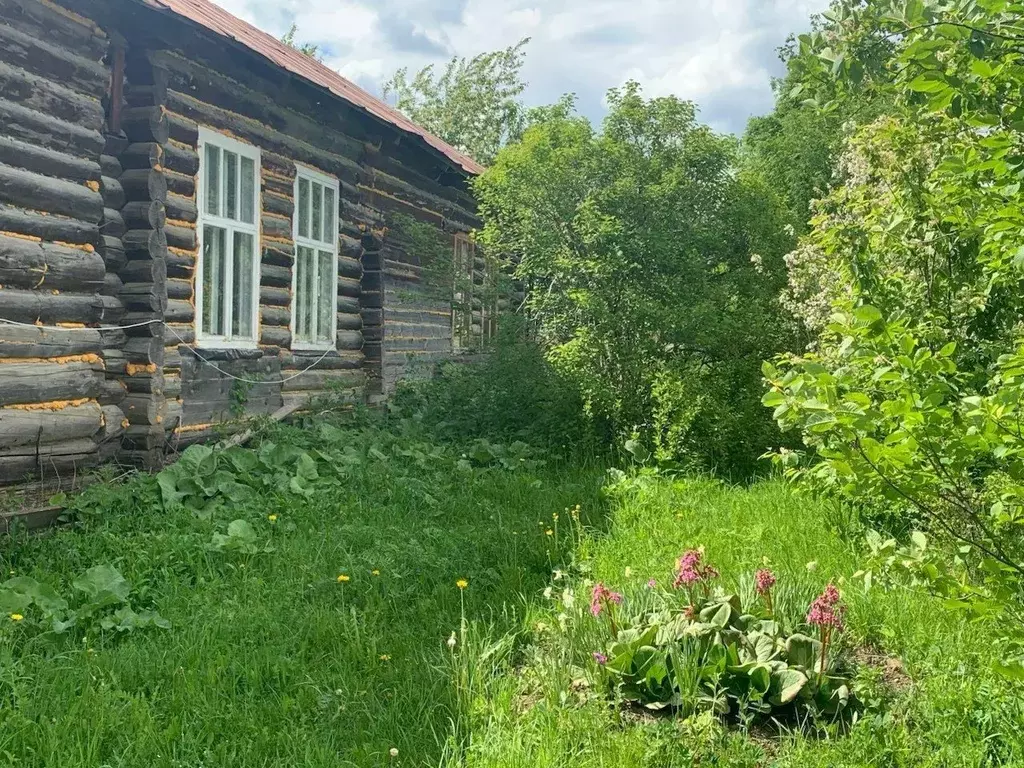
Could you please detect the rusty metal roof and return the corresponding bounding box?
[142,0,486,176]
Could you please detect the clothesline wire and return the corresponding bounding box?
[0,317,339,385]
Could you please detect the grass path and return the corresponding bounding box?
[0,425,1020,767]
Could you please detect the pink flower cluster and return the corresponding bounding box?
[590,582,623,617]
[754,568,776,596]
[673,549,719,590]
[806,583,846,631]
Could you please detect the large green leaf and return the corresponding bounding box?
[73,565,130,603]
[770,668,808,705]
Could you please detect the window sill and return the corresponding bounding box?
[291,342,337,353]
[193,339,260,351]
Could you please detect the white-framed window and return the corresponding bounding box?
[291,164,339,350]
[195,127,261,347]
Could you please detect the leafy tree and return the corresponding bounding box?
[763,0,1024,673]
[477,83,798,476]
[382,39,530,166]
[742,3,896,233]
[281,23,322,62]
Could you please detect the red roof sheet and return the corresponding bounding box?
[142,0,486,176]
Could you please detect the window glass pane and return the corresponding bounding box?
[317,249,334,343]
[301,247,313,342]
[323,187,335,244]
[240,156,255,224]
[311,183,323,242]
[294,245,312,341]
[205,145,220,217]
[202,225,226,336]
[298,178,310,238]
[225,151,238,221]
[232,232,254,339]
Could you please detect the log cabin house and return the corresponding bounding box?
[0,0,493,486]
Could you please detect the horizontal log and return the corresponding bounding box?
[279,350,363,370]
[158,52,364,163]
[0,360,104,406]
[166,89,361,186]
[167,112,199,145]
[0,234,106,291]
[338,254,362,279]
[121,142,163,172]
[165,299,193,323]
[120,168,167,204]
[123,228,168,260]
[280,368,365,393]
[164,222,195,251]
[262,241,294,267]
[0,136,100,184]
[387,337,451,353]
[165,193,197,224]
[260,263,291,288]
[166,251,194,280]
[0,401,105,449]
[260,326,290,348]
[0,205,97,245]
[0,326,102,358]
[122,107,169,145]
[0,60,103,128]
[166,278,192,300]
[362,142,476,210]
[0,97,104,161]
[0,163,102,222]
[0,289,105,324]
[336,330,362,350]
[100,175,125,210]
[337,313,362,331]
[261,213,290,241]
[260,286,290,307]
[100,155,122,178]
[0,439,100,484]
[261,306,290,327]
[163,142,199,177]
[103,348,126,375]
[101,207,125,239]
[98,404,127,443]
[0,0,107,61]
[262,190,293,219]
[121,394,162,425]
[99,235,126,272]
[339,235,364,262]
[338,276,361,298]
[97,378,126,406]
[122,200,166,230]
[164,169,194,198]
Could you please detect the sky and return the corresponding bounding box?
[213,0,829,136]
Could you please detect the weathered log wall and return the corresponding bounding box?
[0,0,125,484]
[0,0,481,486]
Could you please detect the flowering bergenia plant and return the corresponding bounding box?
[807,583,846,681]
[673,548,719,610]
[754,568,776,615]
[590,582,623,637]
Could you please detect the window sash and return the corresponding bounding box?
[292,165,339,350]
[196,129,261,347]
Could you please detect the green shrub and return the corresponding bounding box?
[391,317,601,456]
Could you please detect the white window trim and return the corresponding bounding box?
[290,163,339,351]
[195,127,262,349]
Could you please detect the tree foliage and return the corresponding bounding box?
[763,0,1024,671]
[280,23,322,62]
[477,83,798,476]
[382,39,530,166]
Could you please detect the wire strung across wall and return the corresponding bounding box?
[0,317,337,385]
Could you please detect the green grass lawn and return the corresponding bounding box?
[0,420,1020,767]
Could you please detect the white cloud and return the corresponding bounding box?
[212,0,828,134]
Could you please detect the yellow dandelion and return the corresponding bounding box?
[456,578,468,589]
[371,569,381,576]
[9,614,23,622]
[268,514,278,523]
[545,529,554,536]
[379,654,391,661]
[337,574,350,583]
